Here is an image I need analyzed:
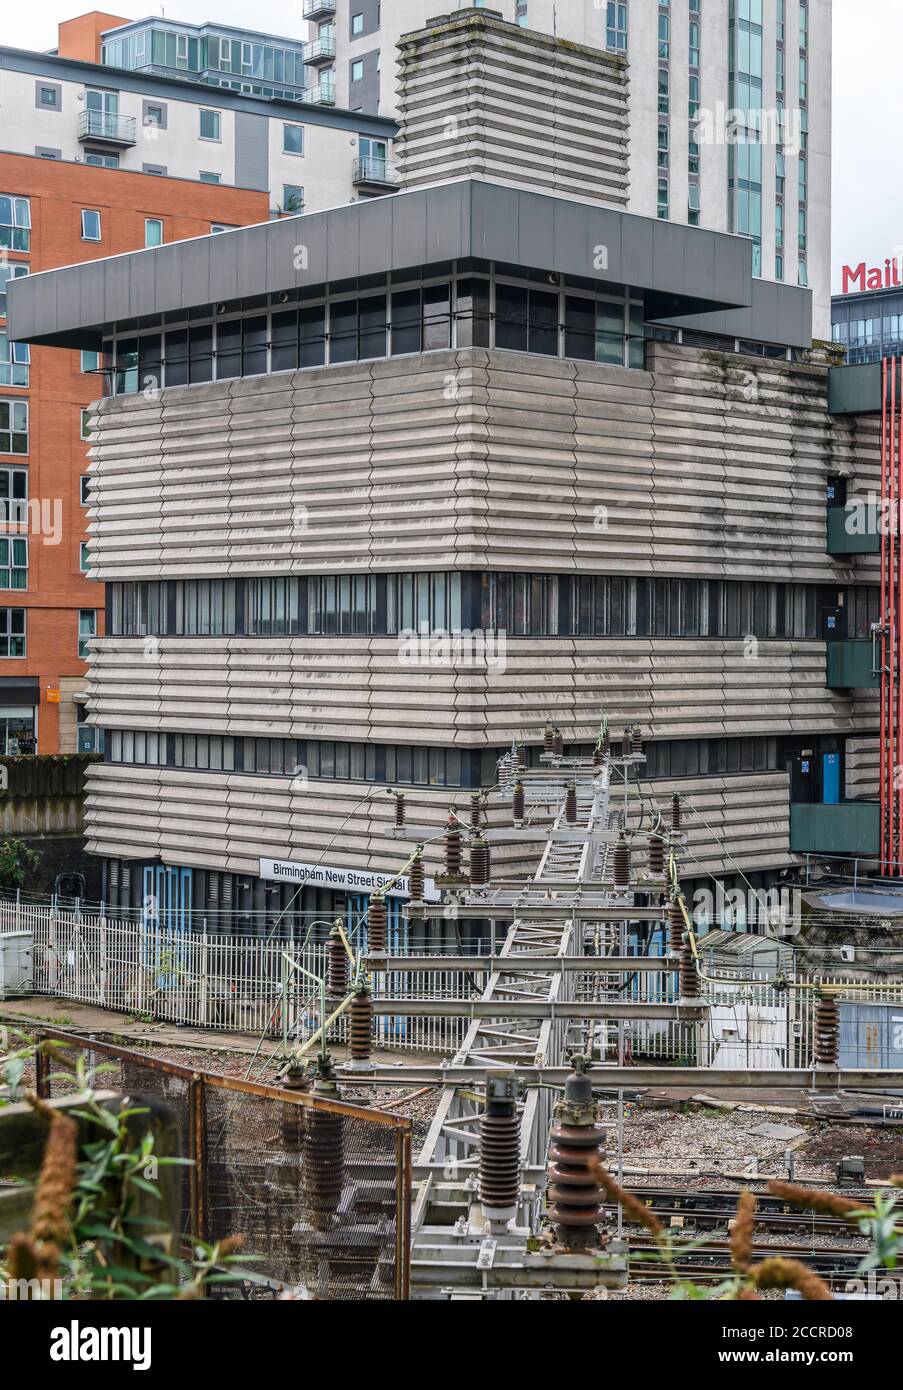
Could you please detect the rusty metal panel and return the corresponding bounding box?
[36,1028,412,1299]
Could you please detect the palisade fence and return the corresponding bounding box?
[0,898,475,1055]
[3,898,903,1066]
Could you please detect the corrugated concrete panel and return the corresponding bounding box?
[86,636,873,746]
[85,343,879,585]
[846,736,879,800]
[395,12,630,207]
[82,763,794,882]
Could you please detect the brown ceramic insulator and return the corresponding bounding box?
[612,836,630,889]
[303,1107,344,1233]
[543,720,555,754]
[517,743,528,768]
[444,817,463,877]
[279,1066,309,1152]
[470,835,489,885]
[592,747,604,769]
[546,1122,605,1249]
[631,726,643,756]
[602,729,610,756]
[671,794,681,831]
[668,899,685,953]
[394,792,406,828]
[328,927,348,999]
[349,987,373,1063]
[368,894,387,964]
[480,1113,520,1218]
[470,794,482,833]
[552,729,564,758]
[410,854,425,903]
[565,783,578,824]
[814,990,839,1065]
[513,780,525,823]
[680,943,701,999]
[647,833,664,876]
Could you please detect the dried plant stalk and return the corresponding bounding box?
[730,1190,757,1273]
[589,1158,663,1238]
[26,1096,78,1280]
[753,1256,833,1301]
[767,1180,865,1218]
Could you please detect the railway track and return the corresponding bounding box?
[606,1185,873,1239]
[626,1237,868,1286]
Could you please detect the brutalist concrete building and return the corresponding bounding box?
[7,13,878,938]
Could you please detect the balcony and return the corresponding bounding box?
[77,109,137,147]
[303,37,336,65]
[302,0,336,18]
[790,801,880,857]
[302,82,335,106]
[825,639,880,690]
[826,502,880,555]
[352,157,399,192]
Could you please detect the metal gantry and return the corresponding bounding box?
[377,750,698,1297]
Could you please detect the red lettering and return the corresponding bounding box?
[842,262,866,294]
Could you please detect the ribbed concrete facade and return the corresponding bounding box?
[85,343,879,584]
[394,14,630,205]
[83,762,792,884]
[79,338,880,889]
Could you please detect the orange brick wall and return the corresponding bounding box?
[0,153,269,752]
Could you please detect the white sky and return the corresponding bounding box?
[1,0,896,291]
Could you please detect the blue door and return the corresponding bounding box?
[823,752,841,805]
[142,866,193,982]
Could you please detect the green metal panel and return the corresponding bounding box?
[825,639,879,689]
[827,363,882,416]
[790,802,880,856]
[826,504,880,555]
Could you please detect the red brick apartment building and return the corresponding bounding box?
[0,152,268,752]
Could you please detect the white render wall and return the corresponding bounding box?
[336,0,832,337]
[0,64,390,216]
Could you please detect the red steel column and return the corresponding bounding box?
[882,356,902,875]
[894,358,900,872]
[880,357,889,872]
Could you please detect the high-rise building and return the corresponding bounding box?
[2,19,397,211]
[8,10,870,934]
[0,14,396,753]
[333,1,831,336]
[0,154,269,754]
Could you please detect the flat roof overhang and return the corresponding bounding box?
[8,179,760,352]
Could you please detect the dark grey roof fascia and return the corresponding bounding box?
[827,363,882,415]
[657,278,814,350]
[0,46,396,137]
[8,179,763,350]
